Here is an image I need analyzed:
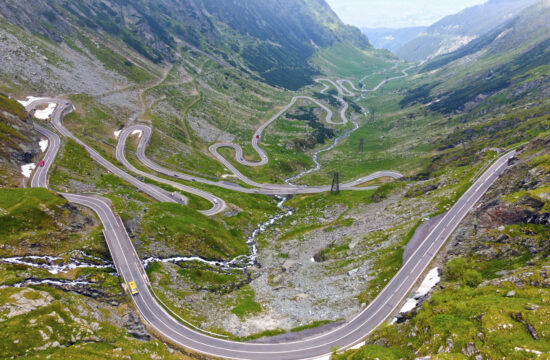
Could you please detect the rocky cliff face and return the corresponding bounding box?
[0,94,39,187]
[446,135,550,262]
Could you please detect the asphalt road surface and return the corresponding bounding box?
[25,99,180,205]
[125,124,401,196]
[116,127,226,216]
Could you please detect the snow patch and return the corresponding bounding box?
[416,267,440,297]
[383,35,395,41]
[114,130,122,139]
[39,139,49,153]
[21,163,36,178]
[399,298,418,314]
[34,103,57,120]
[131,130,143,138]
[17,96,48,107]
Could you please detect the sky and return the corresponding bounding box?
[325,0,488,28]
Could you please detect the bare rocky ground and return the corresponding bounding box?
[0,24,143,124]
[230,193,433,336]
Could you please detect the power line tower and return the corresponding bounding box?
[331,172,339,194]
[358,138,364,154]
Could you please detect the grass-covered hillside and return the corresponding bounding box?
[404,1,550,116]
[0,187,198,358]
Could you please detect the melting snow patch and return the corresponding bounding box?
[39,139,49,153]
[399,298,418,314]
[131,130,143,138]
[18,96,48,107]
[114,129,122,139]
[21,163,36,178]
[416,267,440,296]
[34,103,57,120]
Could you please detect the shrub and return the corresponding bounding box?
[444,257,467,281]
[463,269,482,287]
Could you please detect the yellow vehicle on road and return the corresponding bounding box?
[128,281,139,295]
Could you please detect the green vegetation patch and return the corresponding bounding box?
[349,280,550,360]
[0,93,26,119]
[231,285,261,320]
[0,188,105,257]
[334,344,404,360]
[78,35,152,83]
[0,286,185,359]
[312,42,395,79]
[139,202,249,260]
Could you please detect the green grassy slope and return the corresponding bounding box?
[0,188,104,257]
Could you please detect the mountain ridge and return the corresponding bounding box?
[0,0,370,90]
[362,26,426,53]
[396,0,535,61]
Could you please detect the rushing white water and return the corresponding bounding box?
[142,196,293,270]
[0,278,92,289]
[0,250,114,274]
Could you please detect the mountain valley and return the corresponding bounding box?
[0,0,548,359]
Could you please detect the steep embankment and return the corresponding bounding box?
[0,93,38,187]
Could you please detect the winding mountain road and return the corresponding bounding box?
[23,63,516,359]
[338,64,418,95]
[25,99,181,205]
[29,101,515,358]
[116,127,226,216]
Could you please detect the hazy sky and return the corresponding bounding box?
[325,0,488,28]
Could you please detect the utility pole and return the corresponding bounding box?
[358,138,364,154]
[331,172,339,194]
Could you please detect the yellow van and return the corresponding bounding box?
[128,281,139,295]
